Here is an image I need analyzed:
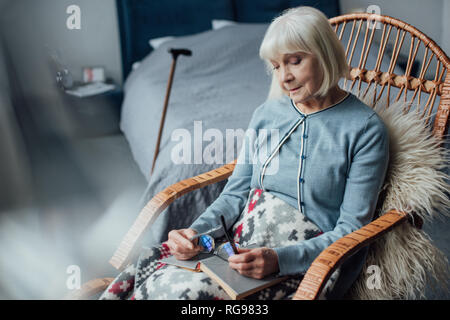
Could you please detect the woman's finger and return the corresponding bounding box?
[182,229,203,251]
[167,237,190,256]
[182,228,198,240]
[229,261,254,272]
[228,250,255,263]
[235,267,263,279]
[166,241,177,256]
[236,248,252,254]
[169,230,194,250]
[174,253,193,261]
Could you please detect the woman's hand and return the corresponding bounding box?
[228,247,280,279]
[167,228,203,260]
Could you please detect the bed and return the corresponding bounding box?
[115,0,412,247]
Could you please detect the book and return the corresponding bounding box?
[199,255,288,300]
[160,247,288,300]
[160,252,212,272]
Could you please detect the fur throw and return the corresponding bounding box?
[346,87,450,299]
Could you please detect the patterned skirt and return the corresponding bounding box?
[99,189,338,300]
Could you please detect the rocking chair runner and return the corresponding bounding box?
[73,13,450,300]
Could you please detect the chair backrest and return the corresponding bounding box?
[330,13,449,139]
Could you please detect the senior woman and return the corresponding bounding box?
[100,6,389,300]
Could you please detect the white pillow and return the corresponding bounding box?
[149,21,237,50]
[148,20,238,50]
[211,19,237,30]
[132,61,141,70]
[148,36,176,50]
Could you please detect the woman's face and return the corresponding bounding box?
[270,52,324,106]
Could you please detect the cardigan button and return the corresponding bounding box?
[299,178,305,183]
[300,202,305,206]
[301,155,307,160]
[303,134,308,139]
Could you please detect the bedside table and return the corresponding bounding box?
[61,85,124,137]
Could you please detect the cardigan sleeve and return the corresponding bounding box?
[273,112,390,276]
[189,107,262,239]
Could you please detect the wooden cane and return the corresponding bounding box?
[151,48,192,175]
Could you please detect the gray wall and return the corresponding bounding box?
[0,0,32,210]
[0,38,34,210]
[0,0,122,97]
[0,0,123,140]
[443,0,450,54]
[340,0,448,53]
[0,0,122,211]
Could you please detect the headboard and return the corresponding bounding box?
[116,0,340,81]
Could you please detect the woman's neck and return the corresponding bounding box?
[295,86,348,115]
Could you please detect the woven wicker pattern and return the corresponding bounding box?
[330,13,449,138]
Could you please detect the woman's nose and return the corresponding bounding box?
[280,66,294,82]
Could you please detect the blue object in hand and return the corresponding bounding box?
[198,235,214,252]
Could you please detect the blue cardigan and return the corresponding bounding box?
[190,93,389,296]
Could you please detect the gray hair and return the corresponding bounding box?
[259,6,349,99]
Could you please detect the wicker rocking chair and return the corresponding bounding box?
[72,13,449,300]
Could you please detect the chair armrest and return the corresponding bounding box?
[292,209,408,300]
[109,160,237,270]
[65,278,115,300]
